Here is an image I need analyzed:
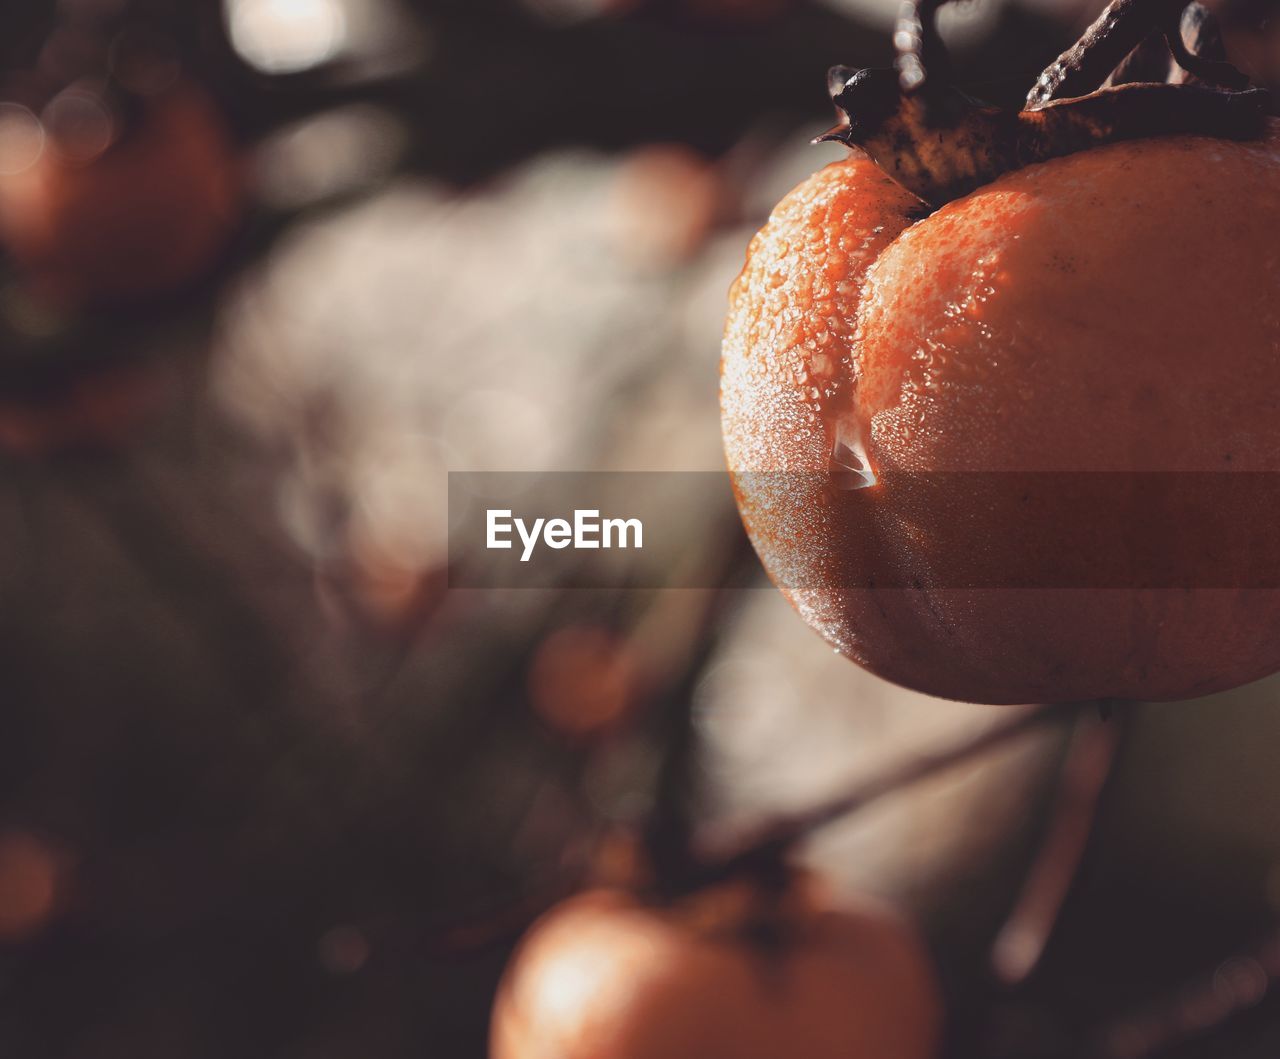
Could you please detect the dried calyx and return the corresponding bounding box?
[820,0,1272,208]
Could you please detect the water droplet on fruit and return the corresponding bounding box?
[829,420,877,490]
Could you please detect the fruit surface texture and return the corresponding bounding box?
[722,124,1280,704]
[490,887,940,1059]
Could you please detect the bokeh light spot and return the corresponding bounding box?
[227,0,348,75]
[0,104,45,175]
[42,87,116,164]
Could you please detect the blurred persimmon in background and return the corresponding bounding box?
[0,79,240,312]
[0,831,65,942]
[528,625,641,739]
[491,880,941,1059]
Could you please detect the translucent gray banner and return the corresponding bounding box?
[448,471,1280,589]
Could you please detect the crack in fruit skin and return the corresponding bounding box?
[722,125,1280,705]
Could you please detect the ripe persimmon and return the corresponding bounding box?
[722,0,1280,704]
[490,883,941,1059]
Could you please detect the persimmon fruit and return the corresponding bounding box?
[0,831,63,941]
[527,625,640,739]
[490,884,941,1059]
[0,80,240,311]
[727,0,1280,706]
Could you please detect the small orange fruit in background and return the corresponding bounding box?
[0,79,240,311]
[0,830,64,942]
[722,126,1280,705]
[527,625,640,739]
[490,883,941,1059]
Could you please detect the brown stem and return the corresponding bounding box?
[1091,926,1280,1057]
[682,701,1086,894]
[1169,1,1250,87]
[1031,0,1255,106]
[991,708,1124,985]
[824,68,1267,207]
[1028,0,1185,107]
[1104,33,1173,87]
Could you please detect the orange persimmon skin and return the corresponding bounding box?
[490,887,941,1059]
[723,125,1280,704]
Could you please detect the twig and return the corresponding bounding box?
[992,707,1125,985]
[1091,926,1280,1058]
[686,700,1087,893]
